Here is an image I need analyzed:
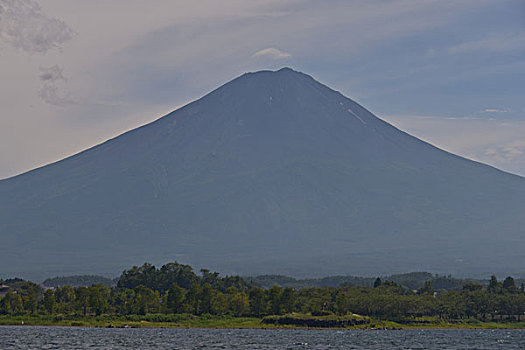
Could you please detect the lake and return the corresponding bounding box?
[1,326,524,349]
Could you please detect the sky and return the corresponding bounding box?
[1,0,524,179]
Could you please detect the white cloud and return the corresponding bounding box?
[485,140,525,162]
[252,47,292,59]
[39,65,66,82]
[37,64,80,106]
[482,108,511,113]
[38,83,81,106]
[0,1,77,107]
[0,0,74,53]
[447,33,525,55]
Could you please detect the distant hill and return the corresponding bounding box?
[1,68,525,280]
[246,275,375,290]
[247,273,525,292]
[42,275,115,288]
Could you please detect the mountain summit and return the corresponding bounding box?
[2,68,525,280]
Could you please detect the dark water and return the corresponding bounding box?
[1,326,525,349]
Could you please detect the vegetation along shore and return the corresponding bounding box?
[2,261,525,329]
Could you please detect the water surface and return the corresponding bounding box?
[1,326,524,349]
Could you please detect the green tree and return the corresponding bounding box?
[335,291,348,315]
[1,291,23,315]
[417,281,435,295]
[23,284,38,314]
[55,285,75,313]
[133,285,159,315]
[201,269,220,289]
[185,283,202,314]
[118,263,159,290]
[43,289,55,314]
[373,278,382,288]
[200,283,214,314]
[502,277,518,294]
[220,276,249,293]
[166,283,185,314]
[462,282,483,292]
[268,286,283,315]
[113,288,135,315]
[281,287,295,314]
[487,275,502,294]
[517,294,525,321]
[76,287,90,316]
[230,292,249,316]
[471,289,490,321]
[248,287,266,317]
[89,285,109,316]
[212,292,228,315]
[158,262,199,291]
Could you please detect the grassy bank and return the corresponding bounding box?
[1,314,525,329]
[0,314,269,329]
[369,318,525,330]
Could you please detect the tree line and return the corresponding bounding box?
[2,262,525,321]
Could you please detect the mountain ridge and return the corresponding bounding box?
[1,67,525,280]
[3,67,521,182]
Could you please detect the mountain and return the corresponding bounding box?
[1,68,525,281]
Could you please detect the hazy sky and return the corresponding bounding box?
[1,0,524,179]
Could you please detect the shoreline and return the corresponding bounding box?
[1,315,524,330]
[2,324,525,331]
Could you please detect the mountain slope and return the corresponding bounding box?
[1,68,525,280]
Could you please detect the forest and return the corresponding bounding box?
[2,261,525,326]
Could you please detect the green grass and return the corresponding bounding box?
[369,317,525,330]
[1,314,524,329]
[262,313,370,328]
[0,314,268,329]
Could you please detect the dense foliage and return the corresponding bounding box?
[42,275,115,288]
[2,263,525,322]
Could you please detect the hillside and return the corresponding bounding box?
[1,68,525,280]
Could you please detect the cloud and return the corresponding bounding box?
[37,65,123,107]
[0,0,76,107]
[447,33,525,56]
[37,64,80,106]
[484,140,525,162]
[252,47,291,59]
[482,108,511,113]
[39,65,66,82]
[38,84,81,106]
[0,0,74,53]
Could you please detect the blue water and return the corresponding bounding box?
[1,326,524,349]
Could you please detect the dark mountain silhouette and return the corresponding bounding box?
[2,68,525,280]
